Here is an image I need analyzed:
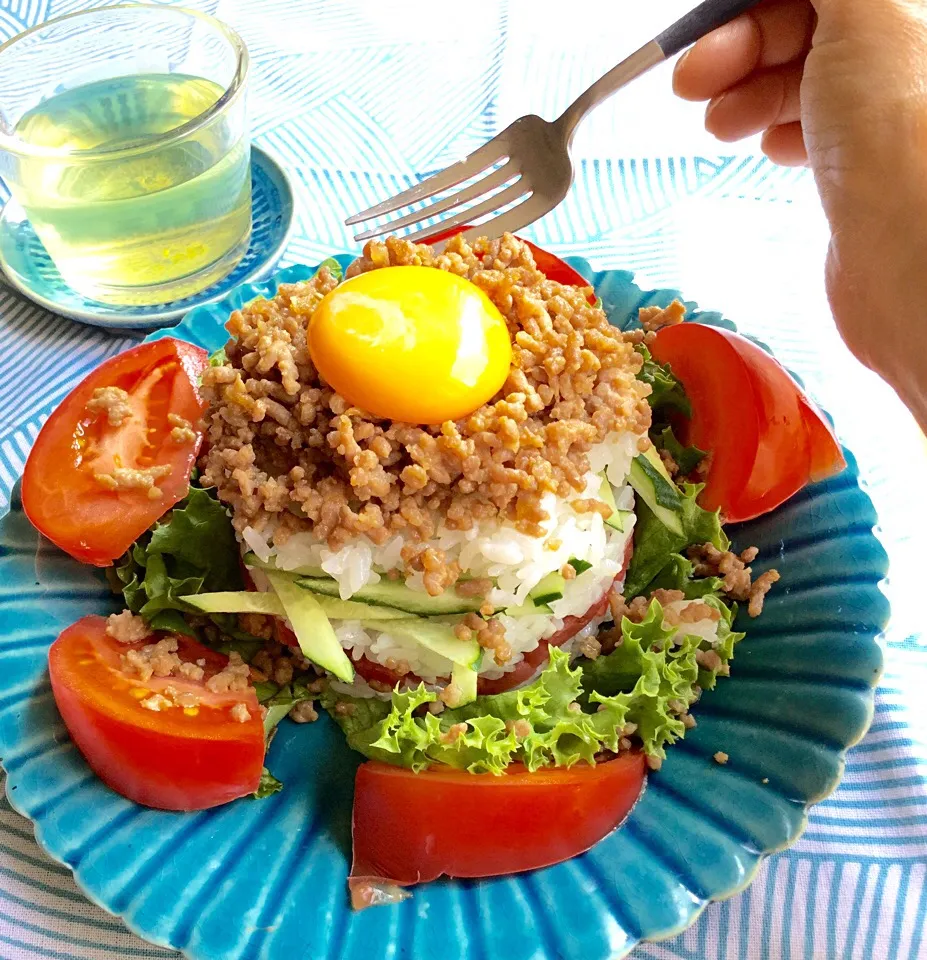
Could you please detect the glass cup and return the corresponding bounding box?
[0,4,252,306]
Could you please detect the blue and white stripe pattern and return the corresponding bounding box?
[0,0,924,958]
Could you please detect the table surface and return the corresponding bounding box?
[1,1,925,958]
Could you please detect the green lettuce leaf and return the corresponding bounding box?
[316,256,344,281]
[643,553,724,601]
[324,596,743,773]
[146,486,242,591]
[253,768,283,799]
[325,651,627,774]
[655,425,706,476]
[624,484,728,599]
[581,599,742,758]
[112,486,245,629]
[636,344,691,416]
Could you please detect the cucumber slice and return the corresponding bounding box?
[528,570,565,606]
[451,661,478,706]
[629,447,684,537]
[186,591,285,616]
[308,596,413,621]
[373,619,481,668]
[505,602,554,617]
[184,589,412,622]
[295,576,485,616]
[597,475,631,532]
[243,552,328,579]
[266,572,354,682]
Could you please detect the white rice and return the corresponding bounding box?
[245,430,642,684]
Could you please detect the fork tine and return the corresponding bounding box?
[401,181,532,245]
[345,135,509,226]
[459,193,554,245]
[352,163,518,242]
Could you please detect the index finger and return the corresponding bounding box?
[673,0,815,102]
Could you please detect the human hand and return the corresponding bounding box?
[674,0,927,430]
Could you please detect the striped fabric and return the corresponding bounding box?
[0,1,924,958]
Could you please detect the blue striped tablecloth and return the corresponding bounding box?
[1,1,925,957]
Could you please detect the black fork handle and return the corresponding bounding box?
[656,0,761,59]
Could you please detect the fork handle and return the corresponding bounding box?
[656,0,761,58]
[556,0,761,142]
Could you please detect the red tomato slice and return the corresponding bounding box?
[799,395,846,482]
[23,338,208,566]
[649,323,845,522]
[49,615,264,810]
[350,754,646,902]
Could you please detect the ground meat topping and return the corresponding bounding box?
[106,610,151,644]
[229,702,251,723]
[713,751,729,765]
[139,693,173,712]
[659,448,680,478]
[440,722,468,745]
[748,569,781,618]
[510,719,532,739]
[198,235,651,563]
[94,463,172,500]
[455,577,493,599]
[639,300,686,332]
[687,543,780,617]
[168,413,197,444]
[86,386,133,426]
[205,651,251,694]
[122,637,182,683]
[462,612,511,665]
[290,700,320,723]
[575,634,602,660]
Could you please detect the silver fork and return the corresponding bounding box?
[346,0,760,245]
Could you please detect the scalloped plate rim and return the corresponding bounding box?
[0,253,889,959]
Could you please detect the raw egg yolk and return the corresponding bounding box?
[308,266,512,424]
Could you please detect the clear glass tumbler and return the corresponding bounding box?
[0,4,252,306]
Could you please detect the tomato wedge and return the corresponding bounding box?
[23,338,208,566]
[649,323,846,522]
[49,615,264,810]
[350,754,646,904]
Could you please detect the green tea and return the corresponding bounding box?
[12,73,251,304]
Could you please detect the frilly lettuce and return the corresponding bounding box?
[623,482,729,599]
[108,485,243,634]
[324,599,743,773]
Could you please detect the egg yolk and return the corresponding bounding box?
[308,266,513,424]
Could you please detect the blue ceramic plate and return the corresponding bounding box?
[0,145,294,330]
[0,260,888,960]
